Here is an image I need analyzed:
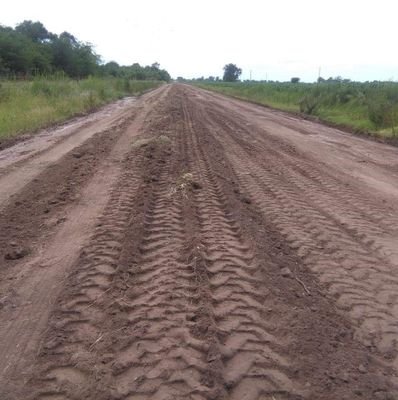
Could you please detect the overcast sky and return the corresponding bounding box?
[2,0,398,81]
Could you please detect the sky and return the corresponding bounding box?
[2,0,398,82]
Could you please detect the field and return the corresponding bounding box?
[0,78,162,139]
[0,84,398,399]
[197,81,398,138]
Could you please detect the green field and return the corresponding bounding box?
[196,81,398,138]
[0,78,162,139]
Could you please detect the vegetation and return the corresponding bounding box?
[99,61,170,82]
[0,20,170,139]
[195,80,398,137]
[0,20,171,81]
[0,78,161,139]
[223,64,242,82]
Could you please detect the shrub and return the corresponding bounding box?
[299,95,319,115]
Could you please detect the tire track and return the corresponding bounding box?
[204,103,398,244]
[33,150,146,400]
[111,167,214,400]
[181,101,303,399]
[28,89,174,400]
[195,97,398,371]
[109,92,222,400]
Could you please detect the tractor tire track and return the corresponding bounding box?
[32,148,147,400]
[204,103,398,256]
[181,100,304,399]
[189,89,398,378]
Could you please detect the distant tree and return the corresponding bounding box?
[223,63,242,82]
[0,26,43,74]
[102,61,120,77]
[51,32,99,77]
[15,20,51,43]
[291,77,300,83]
[0,21,172,81]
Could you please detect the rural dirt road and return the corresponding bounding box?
[0,83,398,400]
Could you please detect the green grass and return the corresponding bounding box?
[196,82,398,138]
[0,77,162,139]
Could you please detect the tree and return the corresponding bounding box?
[51,32,99,77]
[291,77,300,83]
[0,20,172,80]
[223,63,242,82]
[102,61,120,77]
[15,20,51,43]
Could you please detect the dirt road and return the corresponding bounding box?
[0,84,397,400]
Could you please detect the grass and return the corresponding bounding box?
[196,81,398,138]
[0,77,162,139]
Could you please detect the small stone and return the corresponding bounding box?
[5,247,29,260]
[101,353,114,364]
[358,364,367,373]
[341,372,350,382]
[280,267,292,277]
[191,181,202,190]
[241,196,252,204]
[326,370,336,380]
[72,151,83,158]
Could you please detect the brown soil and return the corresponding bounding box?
[0,84,398,400]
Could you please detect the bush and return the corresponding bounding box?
[299,95,319,115]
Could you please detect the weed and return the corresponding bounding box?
[0,78,162,139]
[197,81,398,137]
[169,172,202,198]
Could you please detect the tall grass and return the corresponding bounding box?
[196,81,398,138]
[0,77,162,139]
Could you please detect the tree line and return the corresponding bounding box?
[0,20,170,81]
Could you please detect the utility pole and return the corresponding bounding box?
[318,66,321,82]
[250,70,252,81]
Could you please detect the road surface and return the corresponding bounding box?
[0,84,397,400]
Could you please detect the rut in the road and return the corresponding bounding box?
[182,102,301,399]
[196,99,398,373]
[33,143,146,399]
